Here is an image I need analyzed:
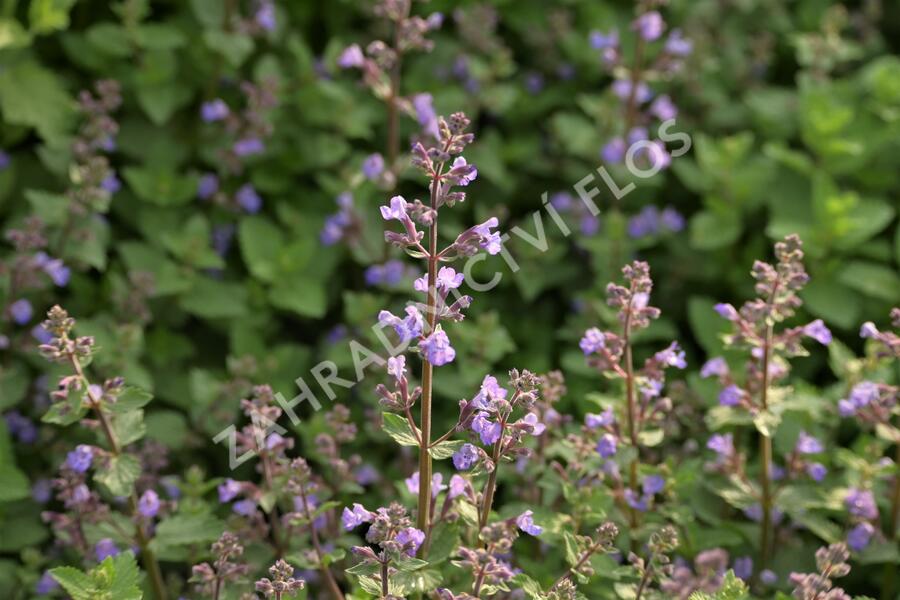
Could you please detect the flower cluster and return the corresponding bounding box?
[788,543,853,600]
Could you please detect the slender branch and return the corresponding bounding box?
[621,285,641,543]
[758,322,774,569]
[634,563,653,600]
[381,558,390,598]
[881,443,900,600]
[298,483,345,600]
[552,539,602,590]
[479,419,506,529]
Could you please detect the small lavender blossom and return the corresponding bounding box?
[35,570,58,595]
[218,478,241,503]
[472,413,501,445]
[420,327,456,366]
[633,11,665,41]
[847,522,874,551]
[845,488,878,520]
[707,433,733,456]
[366,260,406,287]
[839,381,879,416]
[795,431,824,455]
[803,319,832,345]
[718,384,743,407]
[362,153,385,180]
[579,328,606,355]
[624,489,649,511]
[101,173,121,194]
[201,99,229,122]
[10,299,33,325]
[807,463,827,482]
[395,527,426,556]
[453,443,479,470]
[714,303,739,321]
[700,357,728,379]
[32,479,52,503]
[733,556,753,581]
[0,150,9,170]
[342,503,373,530]
[602,137,626,163]
[760,569,777,585]
[233,137,264,157]
[642,475,665,496]
[235,184,262,214]
[597,433,617,458]
[665,29,693,56]
[138,489,160,518]
[612,79,652,103]
[233,499,257,516]
[589,29,619,50]
[197,173,219,199]
[379,307,424,342]
[650,95,678,121]
[448,474,467,499]
[95,538,119,561]
[655,342,687,369]
[516,510,543,536]
[585,408,614,429]
[65,445,93,473]
[255,0,276,31]
[412,93,439,138]
[337,44,365,68]
[859,322,879,338]
[387,355,405,381]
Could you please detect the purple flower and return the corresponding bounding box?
[380,196,408,221]
[5,410,36,443]
[660,207,684,232]
[387,355,405,381]
[700,357,728,379]
[847,522,874,551]
[472,413,502,446]
[426,12,443,29]
[845,488,878,520]
[665,29,693,56]
[449,156,478,186]
[795,431,823,455]
[633,11,665,41]
[201,99,229,122]
[516,510,543,536]
[859,322,879,339]
[395,527,425,556]
[760,570,777,585]
[362,153,385,180]
[255,0,276,31]
[522,412,546,436]
[650,95,678,121]
[453,443,479,470]
[138,489,160,518]
[525,72,544,94]
[585,409,614,429]
[469,217,502,255]
[420,327,456,366]
[342,503,373,530]
[714,303,739,321]
[95,538,119,561]
[472,375,507,408]
[806,463,827,482]
[412,93,439,138]
[41,256,70,287]
[581,214,600,236]
[337,44,365,68]
[32,479,52,504]
[597,433,617,458]
[718,384,743,407]
[435,266,465,291]
[101,173,121,194]
[642,475,665,496]
[449,474,467,499]
[366,260,406,287]
[212,224,236,257]
[0,150,9,170]
[655,342,687,369]
[579,327,606,355]
[355,464,379,486]
[628,206,660,238]
[235,184,262,214]
[707,433,733,457]
[233,138,264,157]
[65,445,93,473]
[36,570,59,595]
[378,306,424,342]
[841,381,879,416]
[803,319,832,345]
[197,173,219,199]
[218,478,241,503]
[602,137,626,163]
[743,503,783,524]
[733,556,753,581]
[589,29,618,50]
[624,489,649,511]
[233,499,257,516]
[643,141,671,170]
[612,79,652,103]
[71,483,90,504]
[10,299,33,325]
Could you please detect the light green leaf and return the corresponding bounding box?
[381,413,419,447]
[94,454,142,497]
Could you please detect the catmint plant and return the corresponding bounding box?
[374,110,500,534]
[336,0,443,174]
[577,261,686,542]
[704,235,832,570]
[36,306,167,600]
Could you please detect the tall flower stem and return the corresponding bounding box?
[68,353,168,600]
[298,483,344,600]
[622,288,641,541]
[381,558,390,597]
[416,174,441,534]
[552,539,602,590]
[386,3,410,169]
[881,443,900,600]
[479,427,504,529]
[758,323,774,569]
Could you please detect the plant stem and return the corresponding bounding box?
[479,431,503,529]
[634,563,653,600]
[758,322,774,570]
[381,559,390,598]
[621,287,641,543]
[881,443,900,600]
[260,453,284,557]
[552,539,601,590]
[298,484,345,600]
[416,170,442,535]
[68,352,168,600]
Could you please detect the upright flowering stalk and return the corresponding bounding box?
[337,0,443,172]
[706,234,830,568]
[578,261,685,537]
[376,111,499,533]
[190,532,250,599]
[37,306,167,600]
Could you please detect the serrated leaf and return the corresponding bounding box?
[429,439,464,459]
[94,454,141,497]
[381,412,420,447]
[151,513,225,550]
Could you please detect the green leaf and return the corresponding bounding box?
[837,261,900,302]
[269,279,327,318]
[123,166,197,206]
[51,552,142,600]
[0,61,74,143]
[429,439,464,460]
[0,18,33,49]
[638,429,664,447]
[95,454,142,497]
[49,566,94,600]
[0,462,30,502]
[204,30,254,67]
[689,210,742,250]
[239,216,285,282]
[753,410,781,438]
[28,0,76,34]
[136,84,192,125]
[381,413,419,447]
[180,278,248,319]
[151,513,225,550]
[108,388,154,413]
[42,392,89,426]
[111,409,146,446]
